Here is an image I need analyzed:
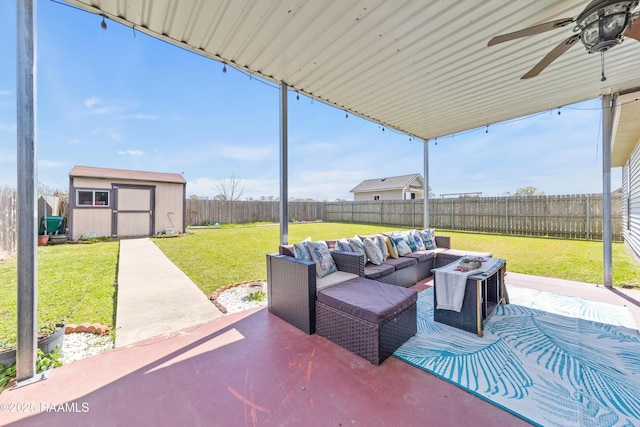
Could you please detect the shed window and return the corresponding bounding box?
[373,195,380,201]
[77,190,110,207]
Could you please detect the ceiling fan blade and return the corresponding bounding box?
[625,15,640,42]
[521,34,580,79]
[488,18,574,46]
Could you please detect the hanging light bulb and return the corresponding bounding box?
[296,93,300,101]
[345,112,349,119]
[485,125,489,134]
[101,16,107,30]
[222,64,227,73]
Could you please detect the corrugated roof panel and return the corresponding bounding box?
[69,165,186,184]
[63,0,640,141]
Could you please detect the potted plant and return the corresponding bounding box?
[0,322,65,367]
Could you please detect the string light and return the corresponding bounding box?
[222,64,227,73]
[485,125,489,134]
[345,112,348,119]
[296,93,300,101]
[101,15,107,30]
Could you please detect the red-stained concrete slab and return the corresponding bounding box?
[1,305,529,427]
[3,274,637,426]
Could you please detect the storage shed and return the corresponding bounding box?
[68,165,186,241]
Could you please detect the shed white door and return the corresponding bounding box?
[113,186,154,237]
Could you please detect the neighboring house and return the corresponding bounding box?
[350,174,427,201]
[68,165,186,241]
[611,90,640,266]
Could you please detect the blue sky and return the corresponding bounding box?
[0,1,620,201]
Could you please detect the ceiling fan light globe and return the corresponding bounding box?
[576,0,636,52]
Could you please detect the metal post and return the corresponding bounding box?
[423,139,429,228]
[602,94,613,288]
[16,0,38,384]
[279,83,288,245]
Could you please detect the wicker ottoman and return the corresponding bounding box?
[316,277,418,365]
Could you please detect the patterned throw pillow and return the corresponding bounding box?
[390,234,412,256]
[363,237,384,265]
[410,229,426,250]
[419,228,437,250]
[306,240,338,278]
[374,234,389,260]
[335,237,352,252]
[403,231,418,252]
[348,235,367,258]
[383,235,398,259]
[293,237,312,261]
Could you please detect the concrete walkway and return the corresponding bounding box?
[115,238,223,347]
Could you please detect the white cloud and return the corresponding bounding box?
[117,149,144,156]
[84,96,102,108]
[125,114,159,120]
[38,160,65,168]
[0,89,12,97]
[110,132,122,141]
[216,145,272,161]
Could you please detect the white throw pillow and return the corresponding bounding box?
[363,237,384,265]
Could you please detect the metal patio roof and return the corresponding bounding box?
[63,0,640,141]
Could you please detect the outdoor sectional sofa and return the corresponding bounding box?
[266,231,491,364]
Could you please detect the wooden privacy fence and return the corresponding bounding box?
[186,199,326,225]
[0,187,17,259]
[325,194,623,242]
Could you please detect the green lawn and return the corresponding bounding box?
[0,242,119,346]
[154,223,640,297]
[2,222,639,345]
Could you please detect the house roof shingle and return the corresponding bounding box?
[69,165,186,184]
[350,174,423,193]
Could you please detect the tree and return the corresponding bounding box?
[513,186,544,196]
[214,172,244,201]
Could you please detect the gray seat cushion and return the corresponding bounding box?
[364,262,395,280]
[383,257,417,270]
[404,250,436,262]
[317,277,417,325]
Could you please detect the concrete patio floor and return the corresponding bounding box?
[1,272,638,426]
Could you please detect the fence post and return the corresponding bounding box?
[412,199,415,228]
[586,195,590,240]
[380,201,383,225]
[505,197,509,235]
[451,199,455,230]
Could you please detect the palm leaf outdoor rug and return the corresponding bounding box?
[393,286,640,427]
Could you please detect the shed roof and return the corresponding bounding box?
[351,174,423,193]
[63,0,640,141]
[69,165,186,184]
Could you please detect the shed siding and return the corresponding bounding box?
[623,137,640,265]
[354,189,403,201]
[154,182,184,233]
[72,208,112,240]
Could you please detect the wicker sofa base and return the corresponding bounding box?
[315,300,417,365]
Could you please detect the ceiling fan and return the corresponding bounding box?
[487,0,640,79]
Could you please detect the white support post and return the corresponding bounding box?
[602,94,613,288]
[16,0,39,385]
[279,83,288,245]
[423,139,429,228]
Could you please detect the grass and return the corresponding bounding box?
[154,222,640,297]
[0,242,119,346]
[2,222,639,345]
[153,223,403,296]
